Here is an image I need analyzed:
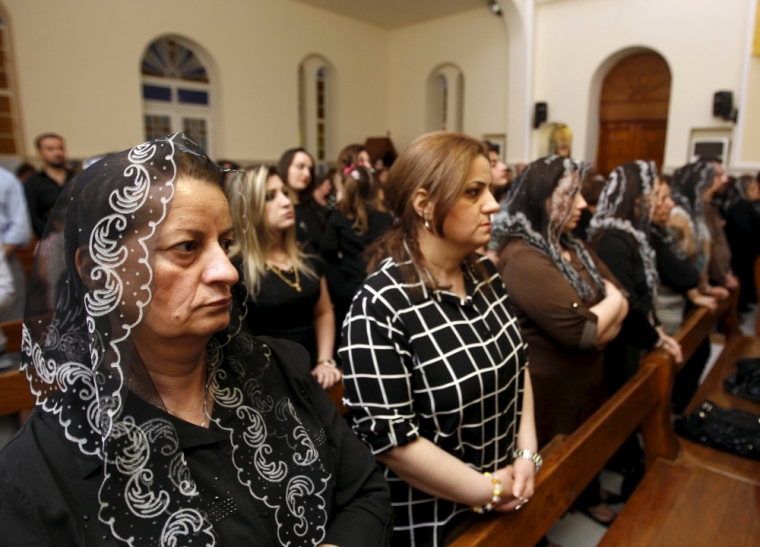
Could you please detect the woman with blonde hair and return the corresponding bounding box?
[228,165,341,389]
[340,131,537,546]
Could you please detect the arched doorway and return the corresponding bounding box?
[596,52,671,175]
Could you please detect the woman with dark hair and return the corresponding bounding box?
[340,132,538,546]
[320,165,392,337]
[492,155,628,523]
[227,165,341,390]
[668,159,735,294]
[337,143,372,173]
[311,168,337,228]
[0,134,392,546]
[277,147,323,248]
[589,161,683,393]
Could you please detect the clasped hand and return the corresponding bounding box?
[493,458,536,512]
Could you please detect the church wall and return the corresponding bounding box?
[534,0,751,173]
[387,8,510,154]
[2,0,390,163]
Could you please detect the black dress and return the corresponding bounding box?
[725,200,760,308]
[594,230,659,394]
[295,203,324,250]
[320,208,393,332]
[650,226,707,414]
[237,252,323,363]
[0,337,393,547]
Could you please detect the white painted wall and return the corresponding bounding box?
[534,0,752,172]
[2,0,389,164]
[387,8,510,156]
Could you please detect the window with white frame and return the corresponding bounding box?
[427,65,464,133]
[141,38,212,153]
[0,15,23,162]
[299,56,333,174]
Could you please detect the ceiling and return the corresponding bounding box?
[290,0,490,29]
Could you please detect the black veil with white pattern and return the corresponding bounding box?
[588,160,660,299]
[669,159,715,256]
[491,155,605,301]
[21,133,332,546]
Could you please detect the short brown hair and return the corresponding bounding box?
[35,133,64,150]
[367,131,488,286]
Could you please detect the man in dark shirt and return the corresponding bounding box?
[24,133,72,237]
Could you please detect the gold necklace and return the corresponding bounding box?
[266,261,302,292]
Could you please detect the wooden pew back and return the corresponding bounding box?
[446,294,736,547]
[0,319,34,418]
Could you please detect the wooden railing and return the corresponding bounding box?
[445,292,738,547]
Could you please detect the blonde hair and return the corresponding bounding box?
[227,165,316,298]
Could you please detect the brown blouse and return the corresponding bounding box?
[498,238,620,447]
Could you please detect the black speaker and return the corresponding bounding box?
[713,91,733,119]
[534,102,548,129]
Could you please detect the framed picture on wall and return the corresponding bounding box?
[482,133,506,160]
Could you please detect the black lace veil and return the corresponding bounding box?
[588,160,660,299]
[21,133,332,546]
[491,155,605,301]
[669,159,715,255]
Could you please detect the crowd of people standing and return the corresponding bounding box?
[0,128,758,546]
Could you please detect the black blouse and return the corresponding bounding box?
[320,208,393,303]
[295,203,324,250]
[650,226,700,295]
[595,230,659,349]
[0,338,392,547]
[339,255,527,547]
[237,253,323,362]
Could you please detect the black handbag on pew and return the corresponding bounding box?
[674,400,760,461]
[724,358,760,403]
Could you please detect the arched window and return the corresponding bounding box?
[427,65,464,132]
[0,13,23,165]
[141,37,214,153]
[299,56,334,173]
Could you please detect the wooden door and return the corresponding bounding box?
[597,53,671,175]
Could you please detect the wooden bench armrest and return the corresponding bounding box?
[445,279,740,546]
[447,363,660,547]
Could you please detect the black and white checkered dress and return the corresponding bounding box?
[339,255,528,546]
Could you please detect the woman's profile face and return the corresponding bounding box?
[440,155,499,252]
[547,171,583,234]
[652,180,675,226]
[746,180,760,201]
[358,150,372,168]
[264,174,295,232]
[135,177,238,342]
[287,152,313,192]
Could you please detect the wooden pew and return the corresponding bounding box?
[0,319,34,418]
[446,292,749,547]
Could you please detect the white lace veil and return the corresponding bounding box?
[491,155,606,301]
[21,133,332,546]
[588,160,660,300]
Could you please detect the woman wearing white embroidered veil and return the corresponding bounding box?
[0,133,391,546]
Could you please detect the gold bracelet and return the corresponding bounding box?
[473,472,502,514]
[316,358,337,368]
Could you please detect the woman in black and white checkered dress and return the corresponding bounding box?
[339,132,539,547]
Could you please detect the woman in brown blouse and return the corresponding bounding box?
[492,156,628,523]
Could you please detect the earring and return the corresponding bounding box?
[424,219,432,231]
